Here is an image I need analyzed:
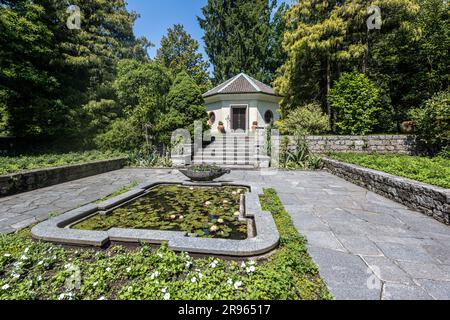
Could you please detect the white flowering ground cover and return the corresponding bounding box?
[0,189,331,300]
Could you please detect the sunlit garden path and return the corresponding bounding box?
[1,169,450,300]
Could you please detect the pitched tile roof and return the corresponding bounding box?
[203,73,278,98]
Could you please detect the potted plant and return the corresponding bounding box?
[218,121,226,133]
[179,165,231,182]
[252,121,258,132]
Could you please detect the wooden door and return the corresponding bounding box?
[232,107,247,131]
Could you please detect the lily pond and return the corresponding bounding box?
[72,185,248,240]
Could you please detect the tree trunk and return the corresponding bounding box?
[363,29,369,74]
[326,57,333,131]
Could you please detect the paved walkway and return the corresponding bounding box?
[1,168,449,300]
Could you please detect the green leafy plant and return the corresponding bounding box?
[410,91,450,156]
[0,150,125,176]
[188,164,223,173]
[277,102,330,136]
[328,72,393,135]
[279,135,323,170]
[0,190,331,300]
[96,181,139,204]
[329,153,450,188]
[76,185,247,240]
[128,150,172,168]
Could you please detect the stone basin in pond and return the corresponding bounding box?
[31,181,280,257]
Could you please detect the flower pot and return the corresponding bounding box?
[179,166,231,182]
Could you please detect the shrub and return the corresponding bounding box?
[276,103,329,135]
[95,118,144,153]
[328,72,392,135]
[279,135,323,170]
[410,91,450,156]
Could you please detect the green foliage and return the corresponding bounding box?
[275,0,449,131]
[199,0,286,84]
[113,59,172,117]
[0,0,149,142]
[96,181,139,204]
[329,153,450,188]
[328,72,391,135]
[95,118,145,153]
[0,150,125,175]
[369,0,449,123]
[410,91,450,156]
[156,24,211,92]
[279,136,323,170]
[97,60,172,152]
[159,71,208,145]
[127,150,173,168]
[102,63,208,152]
[277,103,330,135]
[0,190,330,300]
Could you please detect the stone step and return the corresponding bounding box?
[196,151,255,156]
[192,162,257,170]
[192,159,255,166]
[193,157,254,162]
[203,146,256,152]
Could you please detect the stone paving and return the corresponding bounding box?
[1,168,450,300]
[0,169,183,234]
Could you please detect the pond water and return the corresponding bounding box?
[71,185,248,240]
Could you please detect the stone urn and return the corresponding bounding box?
[179,165,231,182]
[218,121,226,134]
[400,121,415,134]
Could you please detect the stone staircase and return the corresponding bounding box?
[192,134,258,168]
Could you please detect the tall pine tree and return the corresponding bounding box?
[198,0,277,84]
[156,24,211,92]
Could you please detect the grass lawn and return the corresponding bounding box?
[328,153,450,189]
[0,150,126,175]
[0,189,331,300]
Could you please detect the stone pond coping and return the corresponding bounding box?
[31,180,280,257]
[0,158,127,197]
[322,157,450,225]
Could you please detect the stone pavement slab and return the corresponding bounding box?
[1,168,450,300]
[237,170,450,301]
[0,168,183,233]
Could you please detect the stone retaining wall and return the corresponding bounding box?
[322,158,450,225]
[273,135,416,154]
[0,158,127,197]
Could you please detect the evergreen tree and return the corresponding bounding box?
[198,0,276,83]
[0,0,149,143]
[159,71,208,143]
[156,24,211,92]
[274,0,438,130]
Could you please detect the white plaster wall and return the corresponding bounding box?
[256,101,280,127]
[205,96,281,133]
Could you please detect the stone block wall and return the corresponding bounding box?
[323,158,450,225]
[0,158,127,197]
[273,135,417,154]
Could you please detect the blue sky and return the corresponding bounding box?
[126,0,209,59]
[126,0,290,62]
